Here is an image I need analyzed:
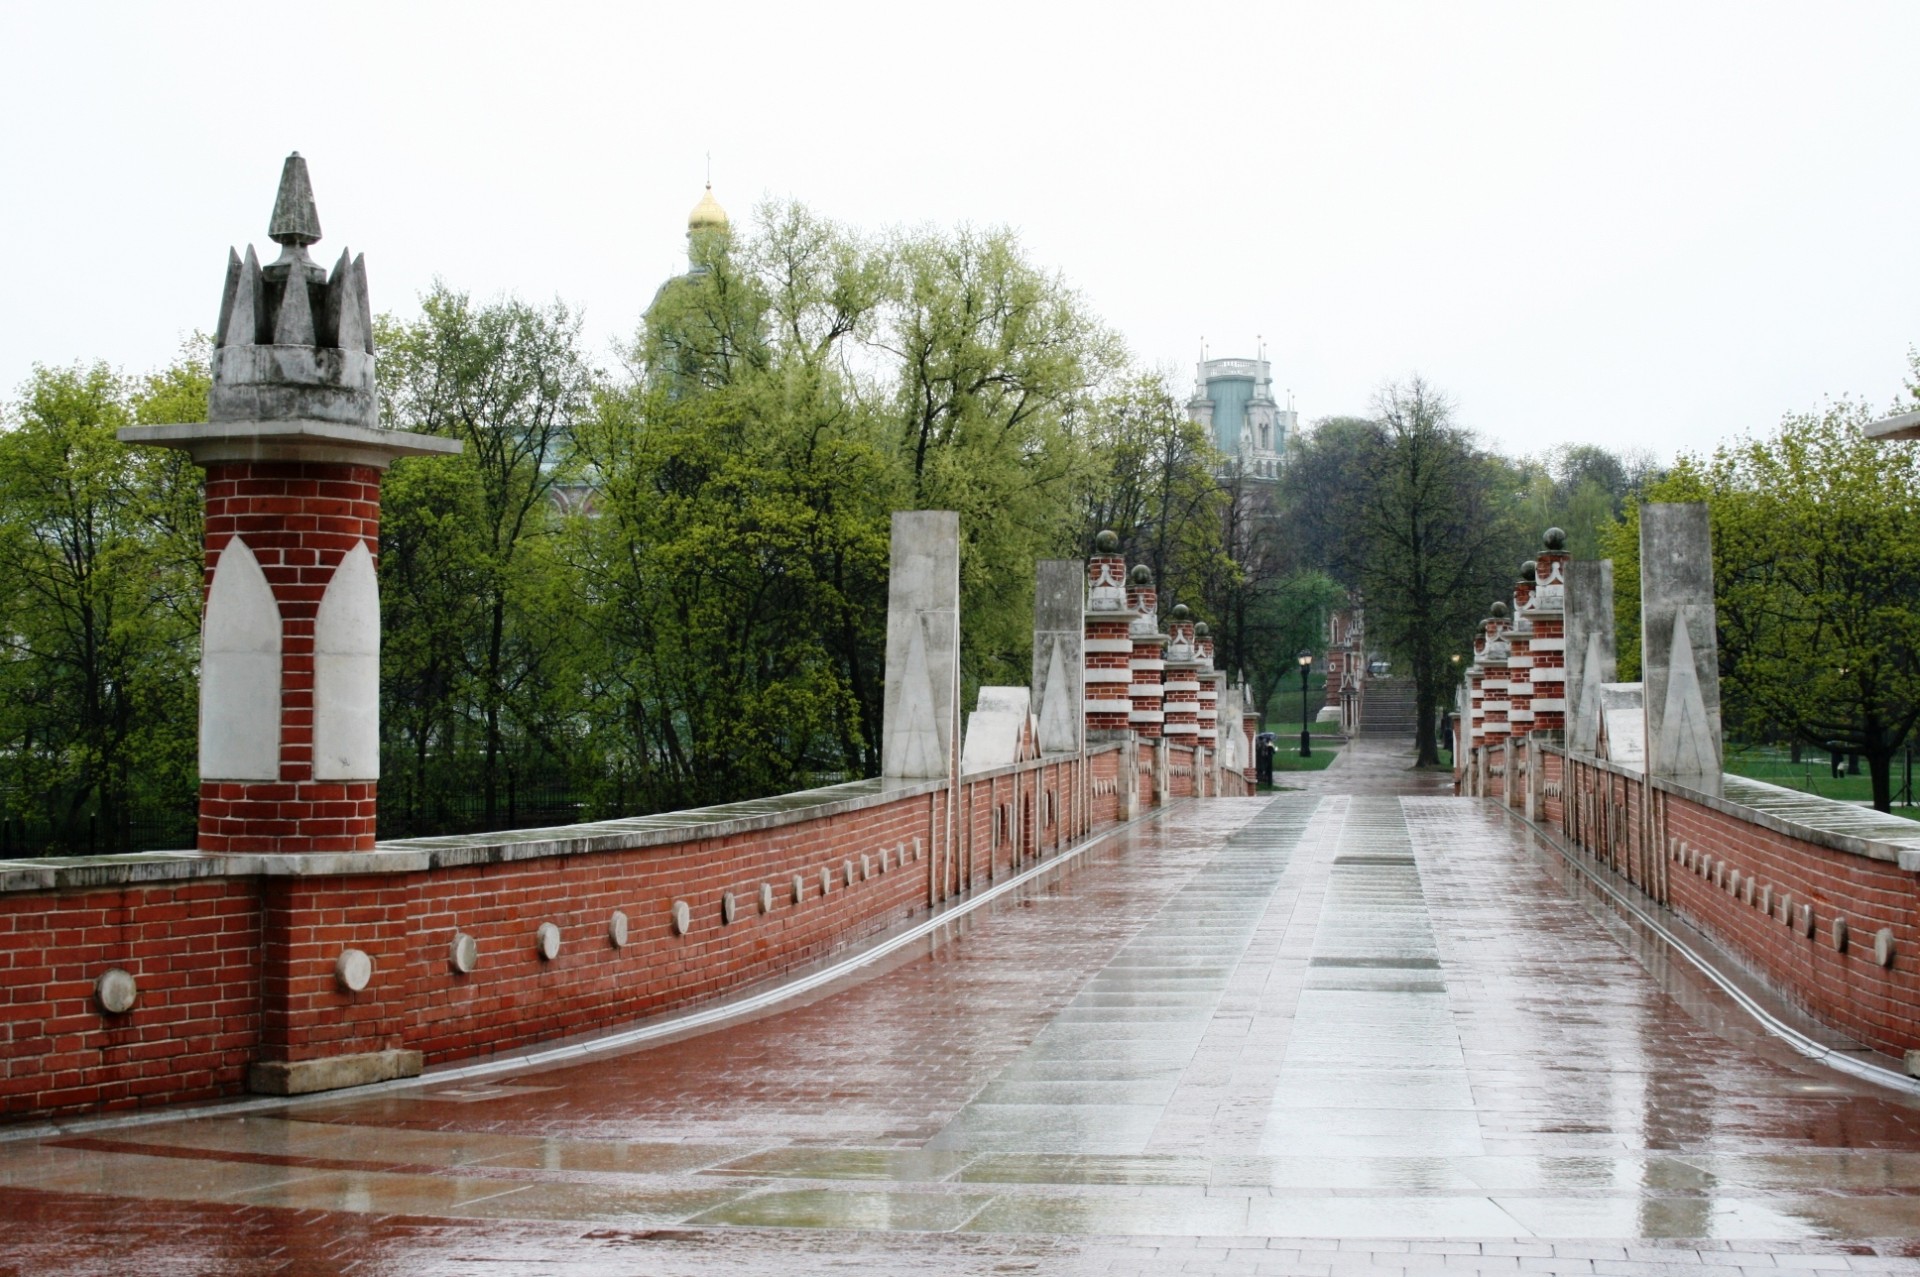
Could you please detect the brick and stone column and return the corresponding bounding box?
[1527,529,1569,736]
[1162,605,1201,743]
[1507,563,1536,740]
[120,153,459,854]
[1083,531,1137,738]
[1126,565,1166,739]
[1242,702,1261,785]
[1479,604,1512,749]
[1194,622,1220,750]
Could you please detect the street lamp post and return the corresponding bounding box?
[1297,650,1313,758]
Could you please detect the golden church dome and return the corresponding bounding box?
[688,183,728,234]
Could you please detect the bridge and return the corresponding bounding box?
[4,744,1920,1272]
[3,157,1919,1272]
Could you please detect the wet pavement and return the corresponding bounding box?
[5,740,1920,1275]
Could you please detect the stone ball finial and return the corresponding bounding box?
[1195,621,1210,638]
[1543,527,1567,550]
[1520,560,1537,581]
[1491,601,1510,619]
[1171,603,1191,621]
[269,152,322,247]
[1129,563,1154,586]
[1094,529,1120,553]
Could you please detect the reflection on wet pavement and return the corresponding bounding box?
[5,741,1920,1274]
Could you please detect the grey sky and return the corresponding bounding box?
[3,1,1915,462]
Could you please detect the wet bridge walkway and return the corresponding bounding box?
[5,742,1920,1275]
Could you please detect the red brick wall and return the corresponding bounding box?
[0,881,262,1115]
[1546,747,1920,1062]
[2,748,1159,1122]
[200,460,385,853]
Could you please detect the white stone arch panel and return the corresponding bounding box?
[201,536,282,780]
[313,540,380,781]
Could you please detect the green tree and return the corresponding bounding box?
[1606,405,1920,810]
[1078,372,1228,604]
[574,201,894,806]
[1284,381,1527,764]
[879,225,1123,692]
[379,288,598,827]
[0,352,205,852]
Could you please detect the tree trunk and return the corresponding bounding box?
[1413,685,1438,767]
[1868,747,1893,813]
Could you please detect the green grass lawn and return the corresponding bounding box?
[1270,743,1341,773]
[1722,744,1920,819]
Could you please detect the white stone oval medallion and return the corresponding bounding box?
[335,948,373,992]
[95,967,138,1014]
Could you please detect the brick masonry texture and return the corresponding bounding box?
[1501,739,1919,1063]
[1,748,1193,1122]
[200,459,386,853]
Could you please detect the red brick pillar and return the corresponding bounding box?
[200,460,380,851]
[119,152,460,853]
[1126,565,1166,739]
[1480,605,1512,747]
[1084,532,1137,737]
[1163,605,1201,743]
[1528,529,1570,736]
[1242,710,1261,783]
[120,428,458,853]
[1507,563,1536,740]
[1468,635,1487,753]
[1195,624,1219,750]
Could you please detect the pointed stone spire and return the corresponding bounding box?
[264,152,325,284]
[350,254,372,354]
[273,254,315,345]
[270,152,322,247]
[219,245,262,347]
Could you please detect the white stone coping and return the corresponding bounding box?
[1530,636,1566,652]
[1128,710,1166,722]
[1163,679,1202,693]
[1865,407,1920,440]
[119,420,463,469]
[1547,743,1920,873]
[0,745,1129,894]
[1084,669,1132,684]
[1127,684,1164,698]
[1084,638,1136,654]
[1129,658,1166,671]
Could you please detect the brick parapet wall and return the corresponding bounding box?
[2,745,1170,1121]
[0,881,264,1114]
[1528,745,1920,1064]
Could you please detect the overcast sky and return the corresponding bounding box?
[3,1,1915,463]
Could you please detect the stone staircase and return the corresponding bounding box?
[1357,676,1418,738]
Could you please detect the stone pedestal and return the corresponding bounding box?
[1639,503,1723,795]
[881,510,962,779]
[1033,560,1085,756]
[1565,560,1617,756]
